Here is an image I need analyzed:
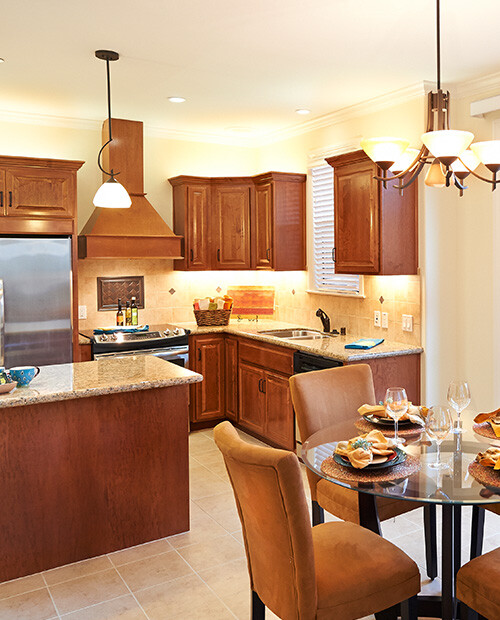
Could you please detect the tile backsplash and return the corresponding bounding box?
[78,260,421,345]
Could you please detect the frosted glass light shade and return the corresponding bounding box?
[424,159,446,188]
[360,137,410,169]
[470,140,500,172]
[93,177,132,209]
[450,150,480,174]
[390,148,420,174]
[421,130,474,165]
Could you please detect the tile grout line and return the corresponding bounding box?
[113,567,152,620]
[41,571,62,619]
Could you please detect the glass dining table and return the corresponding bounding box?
[301,410,500,620]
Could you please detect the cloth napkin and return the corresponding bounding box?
[358,403,425,426]
[335,430,397,469]
[476,447,500,470]
[474,408,500,437]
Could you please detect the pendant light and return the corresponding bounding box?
[360,0,500,195]
[93,50,131,209]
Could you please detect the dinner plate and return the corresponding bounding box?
[334,447,407,470]
[364,414,414,427]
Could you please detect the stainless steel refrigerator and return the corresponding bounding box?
[0,237,73,367]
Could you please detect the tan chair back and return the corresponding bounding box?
[289,364,376,499]
[214,421,317,620]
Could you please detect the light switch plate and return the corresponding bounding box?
[402,314,413,332]
[78,305,87,320]
[374,310,381,327]
[381,312,388,329]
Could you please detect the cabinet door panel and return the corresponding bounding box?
[214,185,251,269]
[225,337,239,421]
[238,362,265,435]
[254,183,273,268]
[334,160,379,273]
[5,167,75,219]
[264,372,294,451]
[187,185,211,270]
[192,336,225,422]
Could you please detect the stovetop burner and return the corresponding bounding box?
[91,324,190,354]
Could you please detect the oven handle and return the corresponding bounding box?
[94,346,189,360]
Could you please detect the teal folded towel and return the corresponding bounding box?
[345,338,384,350]
[93,325,149,335]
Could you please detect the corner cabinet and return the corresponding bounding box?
[169,172,306,271]
[326,150,418,275]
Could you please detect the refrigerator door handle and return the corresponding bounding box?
[0,280,4,366]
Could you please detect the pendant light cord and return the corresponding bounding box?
[97,56,117,178]
[436,0,441,90]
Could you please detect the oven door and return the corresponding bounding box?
[93,345,189,367]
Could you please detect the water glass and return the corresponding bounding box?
[426,406,452,469]
[385,387,408,447]
[447,380,471,433]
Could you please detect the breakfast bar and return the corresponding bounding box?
[0,356,202,582]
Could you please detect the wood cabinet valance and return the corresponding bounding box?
[169,172,306,271]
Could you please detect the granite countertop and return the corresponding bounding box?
[0,356,202,409]
[180,319,423,362]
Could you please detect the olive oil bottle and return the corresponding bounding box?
[116,298,124,326]
[131,297,138,326]
[125,301,132,326]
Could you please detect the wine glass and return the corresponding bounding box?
[385,387,408,447]
[447,380,471,433]
[426,406,452,469]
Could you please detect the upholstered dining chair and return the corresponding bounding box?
[214,421,420,620]
[289,363,438,580]
[471,503,500,559]
[457,546,500,620]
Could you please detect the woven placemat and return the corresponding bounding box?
[468,461,500,489]
[321,454,421,483]
[355,418,424,438]
[473,422,500,441]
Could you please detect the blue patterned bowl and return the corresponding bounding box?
[9,366,40,387]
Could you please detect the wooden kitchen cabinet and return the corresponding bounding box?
[189,335,225,422]
[169,171,306,272]
[326,150,418,275]
[225,336,239,421]
[238,361,266,435]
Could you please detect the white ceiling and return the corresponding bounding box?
[2,0,500,142]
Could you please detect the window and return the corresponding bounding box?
[310,164,361,295]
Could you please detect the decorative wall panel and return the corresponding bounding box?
[97,276,144,311]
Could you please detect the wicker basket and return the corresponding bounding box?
[193,309,232,326]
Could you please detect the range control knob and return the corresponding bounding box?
[173,328,180,335]
[163,329,170,336]
[100,334,108,341]
[110,334,117,341]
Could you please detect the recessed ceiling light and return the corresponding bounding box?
[295,108,311,115]
[0,58,5,63]
[168,96,186,103]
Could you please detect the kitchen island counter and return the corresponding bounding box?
[0,355,202,408]
[0,356,199,582]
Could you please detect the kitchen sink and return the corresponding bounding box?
[258,328,334,340]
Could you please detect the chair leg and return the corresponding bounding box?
[400,595,418,620]
[374,604,398,619]
[423,503,438,580]
[311,500,325,526]
[252,590,265,620]
[470,505,485,560]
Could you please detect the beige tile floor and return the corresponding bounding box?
[0,428,499,620]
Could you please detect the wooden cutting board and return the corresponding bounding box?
[227,286,275,316]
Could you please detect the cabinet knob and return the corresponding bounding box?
[332,247,336,262]
[190,248,194,262]
[217,249,221,262]
[266,248,271,261]
[0,191,3,208]
[8,191,12,208]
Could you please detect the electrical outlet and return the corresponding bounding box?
[374,310,381,327]
[381,312,388,329]
[402,314,413,332]
[78,305,87,320]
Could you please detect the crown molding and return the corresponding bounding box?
[0,109,101,131]
[307,138,362,167]
[454,71,500,100]
[258,81,432,146]
[144,124,256,147]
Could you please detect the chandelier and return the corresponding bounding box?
[360,0,500,195]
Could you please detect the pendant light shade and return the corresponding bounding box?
[425,159,446,187]
[421,130,474,165]
[390,148,420,174]
[93,49,131,209]
[360,137,410,170]
[93,177,132,209]
[470,141,500,173]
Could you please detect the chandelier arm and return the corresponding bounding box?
[461,164,497,185]
[373,144,428,182]
[454,177,467,191]
[96,138,120,178]
[393,160,426,191]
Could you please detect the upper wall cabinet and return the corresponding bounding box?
[0,155,84,235]
[326,150,418,275]
[169,172,306,271]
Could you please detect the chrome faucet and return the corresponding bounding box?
[316,308,331,333]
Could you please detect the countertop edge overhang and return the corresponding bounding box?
[0,356,202,409]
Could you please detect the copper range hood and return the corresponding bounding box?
[78,118,183,259]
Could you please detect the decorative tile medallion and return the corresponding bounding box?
[379,296,384,304]
[97,276,144,311]
[169,288,176,295]
[216,287,222,293]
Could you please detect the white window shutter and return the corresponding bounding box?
[311,165,360,294]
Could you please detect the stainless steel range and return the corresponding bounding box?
[91,324,190,367]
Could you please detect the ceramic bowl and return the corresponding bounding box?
[0,382,16,395]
